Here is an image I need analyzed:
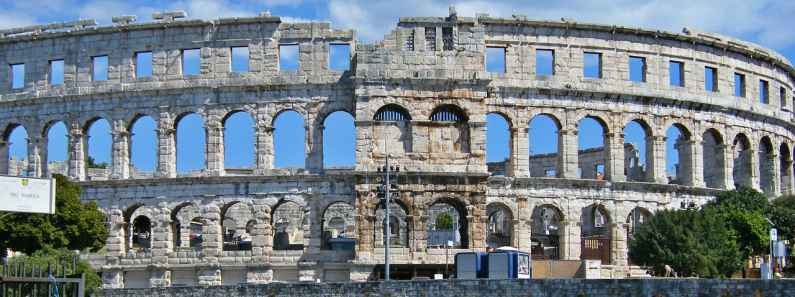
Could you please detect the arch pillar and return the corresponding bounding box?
[0,140,8,175]
[201,204,223,259]
[255,124,274,174]
[648,135,667,184]
[306,123,323,172]
[782,158,794,195]
[749,148,761,190]
[690,135,706,188]
[605,132,626,182]
[26,135,43,177]
[511,127,529,178]
[770,152,781,196]
[559,220,581,260]
[251,200,272,260]
[675,138,696,186]
[67,122,86,181]
[559,128,578,179]
[156,113,176,178]
[610,222,629,266]
[111,120,130,179]
[723,144,735,189]
[150,206,172,264]
[105,208,126,258]
[205,119,224,176]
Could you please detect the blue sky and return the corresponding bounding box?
[4,0,794,178]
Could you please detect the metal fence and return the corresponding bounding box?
[0,256,85,297]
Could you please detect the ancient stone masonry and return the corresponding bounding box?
[1,9,795,287]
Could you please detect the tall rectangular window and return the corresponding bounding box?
[704,66,718,92]
[50,60,64,86]
[536,49,554,77]
[329,43,350,71]
[583,52,602,79]
[669,61,684,87]
[629,56,646,82]
[486,47,506,73]
[135,51,153,78]
[734,73,746,97]
[781,87,788,109]
[279,44,299,72]
[760,79,769,104]
[182,49,200,76]
[231,46,249,73]
[92,55,108,81]
[10,64,24,89]
[425,27,436,51]
[442,27,454,50]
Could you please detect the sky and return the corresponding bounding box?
[4,0,794,178]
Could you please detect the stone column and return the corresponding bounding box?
[512,127,530,177]
[105,208,126,258]
[205,119,224,176]
[251,200,272,261]
[306,123,323,172]
[559,220,581,261]
[648,135,667,184]
[26,136,43,177]
[723,144,735,189]
[605,132,626,182]
[771,152,781,196]
[749,148,760,190]
[67,123,86,181]
[470,121,488,173]
[255,124,274,174]
[0,140,8,175]
[559,129,579,179]
[150,205,172,264]
[675,139,695,186]
[156,114,176,178]
[202,204,223,259]
[515,197,531,251]
[610,223,629,267]
[691,135,706,188]
[783,158,794,195]
[111,120,130,179]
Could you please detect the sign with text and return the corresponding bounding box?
[0,175,55,214]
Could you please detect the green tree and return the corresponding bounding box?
[0,174,107,254]
[770,195,795,241]
[436,213,454,230]
[4,247,102,295]
[705,187,770,258]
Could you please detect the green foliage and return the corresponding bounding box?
[770,195,795,241]
[705,187,770,257]
[4,247,102,295]
[436,213,454,230]
[0,174,107,254]
[86,156,108,169]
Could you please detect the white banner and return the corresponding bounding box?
[0,175,56,214]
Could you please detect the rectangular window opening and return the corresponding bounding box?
[669,61,684,87]
[781,87,788,109]
[705,66,718,92]
[92,55,108,81]
[135,51,153,78]
[182,48,201,76]
[760,79,769,104]
[231,46,250,73]
[425,27,436,51]
[50,60,64,86]
[629,56,646,82]
[328,43,350,71]
[442,27,454,51]
[486,46,506,74]
[734,73,746,97]
[10,64,24,89]
[536,49,554,77]
[583,52,602,79]
[279,44,299,72]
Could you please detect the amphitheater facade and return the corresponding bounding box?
[1,8,794,287]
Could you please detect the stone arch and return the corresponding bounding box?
[83,117,112,177]
[171,202,203,250]
[429,104,468,122]
[529,113,562,177]
[374,199,410,248]
[758,136,775,195]
[702,128,726,189]
[625,207,651,237]
[428,104,470,153]
[531,204,564,259]
[665,123,693,185]
[623,118,653,182]
[732,133,753,188]
[220,201,254,251]
[372,104,413,155]
[2,123,28,176]
[426,197,468,248]
[222,110,255,171]
[175,112,206,175]
[580,203,612,263]
[373,104,412,121]
[322,111,356,169]
[486,202,513,249]
[486,112,512,176]
[321,201,356,250]
[42,120,68,176]
[271,199,306,250]
[123,204,154,253]
[272,109,306,169]
[128,114,158,176]
[577,115,609,180]
[780,142,792,194]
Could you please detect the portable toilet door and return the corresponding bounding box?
[455,252,481,279]
[487,252,511,279]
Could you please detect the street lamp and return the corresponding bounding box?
[377,160,399,281]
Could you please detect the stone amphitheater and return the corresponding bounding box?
[1,7,794,288]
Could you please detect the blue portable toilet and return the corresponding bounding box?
[487,248,531,279]
[455,252,488,279]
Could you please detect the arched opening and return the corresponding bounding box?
[176,113,205,175]
[529,114,560,177]
[578,116,607,180]
[759,137,775,195]
[321,202,356,250]
[44,121,68,176]
[702,129,725,189]
[626,207,651,264]
[4,124,28,176]
[223,111,255,172]
[221,202,254,251]
[323,111,356,169]
[273,110,305,169]
[486,113,511,176]
[171,203,202,251]
[581,204,611,264]
[130,116,157,178]
[780,143,792,194]
[623,120,651,182]
[85,118,111,179]
[733,133,753,188]
[531,204,562,259]
[666,124,692,185]
[373,104,412,155]
[427,199,468,248]
[429,105,470,153]
[272,201,305,250]
[374,200,409,248]
[486,203,513,249]
[131,216,152,253]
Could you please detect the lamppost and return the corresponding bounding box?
[377,156,399,281]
